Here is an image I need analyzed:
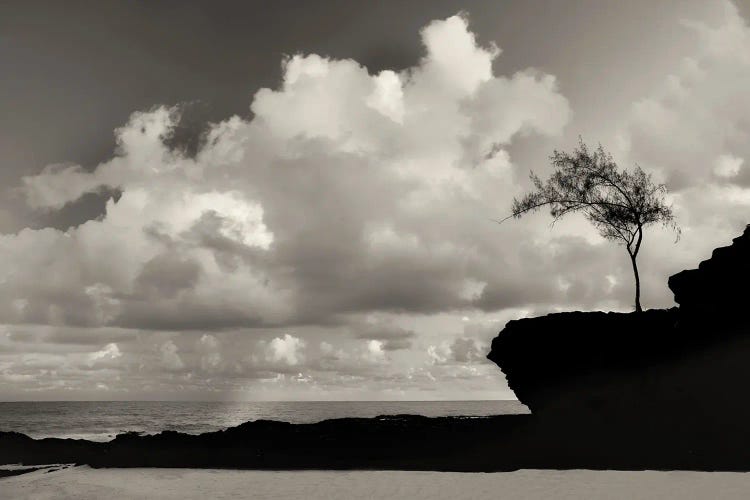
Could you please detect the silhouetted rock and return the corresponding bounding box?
[669,224,750,321]
[486,224,750,470]
[0,415,538,471]
[488,309,680,415]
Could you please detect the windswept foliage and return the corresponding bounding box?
[504,140,680,312]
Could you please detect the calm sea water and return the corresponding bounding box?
[0,400,528,442]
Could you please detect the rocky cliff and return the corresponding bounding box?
[487,224,750,469]
[669,224,750,320]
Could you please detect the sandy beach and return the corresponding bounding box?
[2,467,750,500]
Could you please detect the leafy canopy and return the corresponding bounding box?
[507,140,680,255]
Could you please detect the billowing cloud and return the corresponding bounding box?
[615,0,750,308]
[266,334,306,366]
[624,1,750,193]
[1,13,577,399]
[428,337,485,365]
[86,342,122,367]
[160,340,185,372]
[10,13,571,337]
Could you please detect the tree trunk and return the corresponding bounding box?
[630,253,642,313]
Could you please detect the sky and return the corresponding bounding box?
[1,0,749,401]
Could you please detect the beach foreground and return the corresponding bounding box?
[2,466,750,500]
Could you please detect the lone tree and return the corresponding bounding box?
[501,140,679,312]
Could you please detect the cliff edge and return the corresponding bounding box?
[487,224,750,469]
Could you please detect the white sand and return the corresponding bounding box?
[2,466,750,500]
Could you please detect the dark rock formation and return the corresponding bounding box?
[0,416,538,471]
[488,308,679,416]
[669,224,750,321]
[487,224,750,470]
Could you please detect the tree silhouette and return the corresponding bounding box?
[500,140,679,312]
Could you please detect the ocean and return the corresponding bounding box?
[0,400,528,442]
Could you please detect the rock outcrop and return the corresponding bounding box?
[0,416,537,471]
[488,308,680,416]
[668,224,750,321]
[487,224,750,469]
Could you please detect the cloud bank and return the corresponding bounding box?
[2,14,576,399]
[617,0,750,293]
[11,4,749,399]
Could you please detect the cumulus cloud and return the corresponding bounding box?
[365,340,386,361]
[9,4,750,401]
[9,13,572,337]
[450,337,484,363]
[625,2,750,194]
[160,340,185,372]
[713,154,744,179]
[86,342,122,367]
[615,0,750,308]
[428,337,485,365]
[197,334,222,373]
[1,13,577,398]
[266,334,306,366]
